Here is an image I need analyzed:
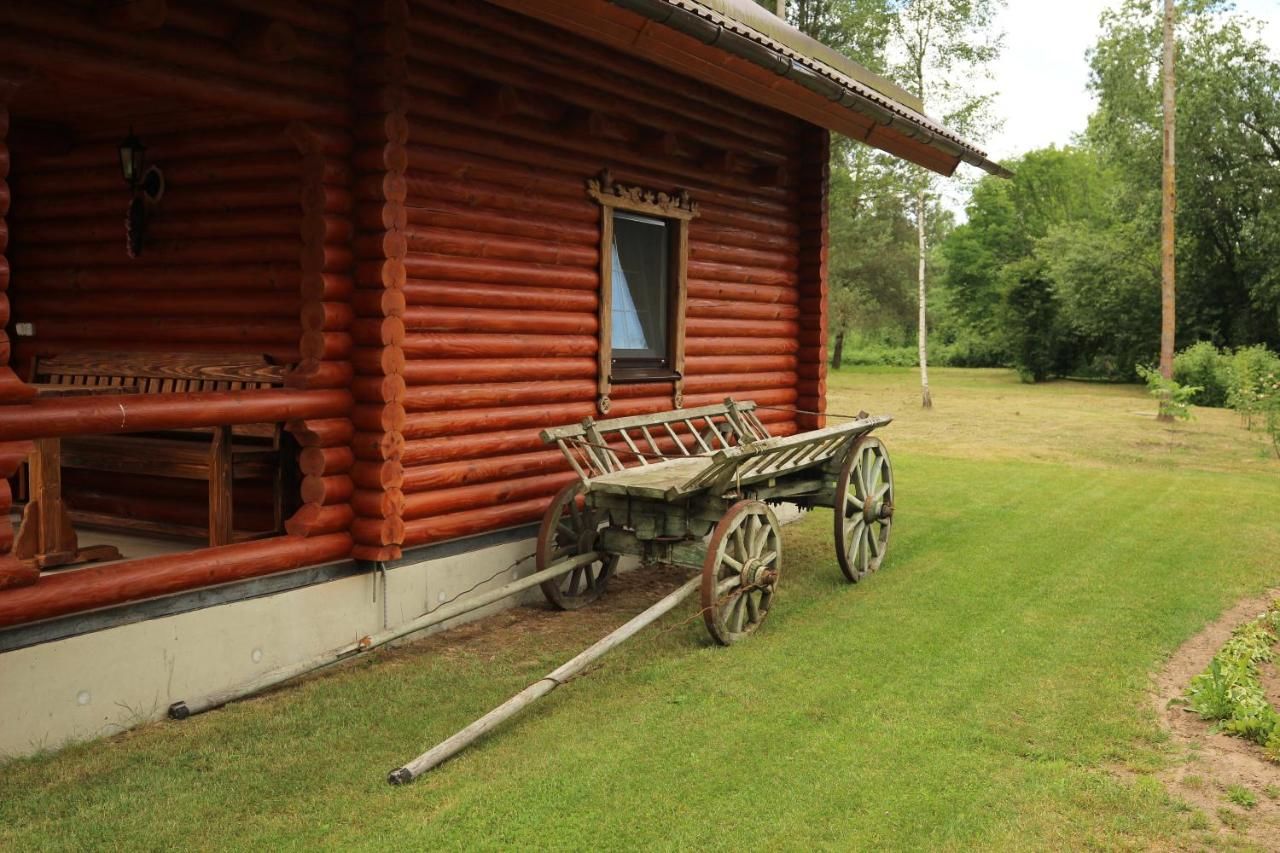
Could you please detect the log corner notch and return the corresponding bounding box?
[348,0,410,562]
[795,125,830,431]
[282,120,357,546]
[0,66,37,408]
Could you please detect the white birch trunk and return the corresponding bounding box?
[917,187,932,408]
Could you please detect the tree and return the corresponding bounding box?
[1088,0,1280,353]
[887,0,1004,407]
[1158,0,1177,419]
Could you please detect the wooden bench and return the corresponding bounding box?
[29,351,290,546]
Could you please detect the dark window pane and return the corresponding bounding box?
[612,213,668,362]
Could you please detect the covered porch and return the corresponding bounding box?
[0,1,361,632]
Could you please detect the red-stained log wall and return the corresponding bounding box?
[0,74,37,590]
[387,0,816,548]
[0,0,358,555]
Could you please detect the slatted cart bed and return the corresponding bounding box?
[537,398,895,645]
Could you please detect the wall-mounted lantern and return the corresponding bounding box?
[118,128,164,258]
[119,128,146,188]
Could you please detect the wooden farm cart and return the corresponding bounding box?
[536,399,896,645]
[388,399,897,783]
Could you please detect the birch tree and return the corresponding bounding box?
[888,0,1003,407]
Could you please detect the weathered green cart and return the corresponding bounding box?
[537,399,895,645]
[388,399,898,783]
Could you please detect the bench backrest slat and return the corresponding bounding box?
[33,351,287,389]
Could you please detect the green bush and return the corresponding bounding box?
[1227,346,1280,430]
[839,344,920,368]
[1172,342,1233,407]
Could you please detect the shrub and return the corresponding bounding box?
[1172,342,1233,407]
[1136,365,1200,420]
[1226,346,1280,428]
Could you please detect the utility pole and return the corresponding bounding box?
[1159,0,1177,408]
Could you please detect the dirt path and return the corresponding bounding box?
[1153,592,1280,847]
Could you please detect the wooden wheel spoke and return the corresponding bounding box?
[730,595,746,633]
[721,552,744,572]
[745,591,760,625]
[716,576,739,597]
[867,529,880,557]
[758,550,777,567]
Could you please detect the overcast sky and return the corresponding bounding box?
[982,0,1280,162]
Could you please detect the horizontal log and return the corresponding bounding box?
[403,380,595,413]
[287,417,355,448]
[0,389,351,441]
[686,280,799,307]
[0,534,354,628]
[351,515,405,548]
[401,471,575,521]
[300,331,354,362]
[401,428,547,467]
[350,460,404,490]
[20,319,300,346]
[284,503,355,537]
[403,401,595,440]
[682,371,798,394]
[354,258,406,290]
[401,333,596,359]
[685,355,797,375]
[684,336,798,357]
[401,225,596,267]
[402,357,595,386]
[350,289,407,320]
[686,317,798,339]
[401,281,596,314]
[352,429,405,461]
[301,474,355,506]
[11,264,301,292]
[401,497,546,547]
[400,256,595,291]
[12,292,301,318]
[402,306,595,336]
[402,447,566,492]
[352,346,407,376]
[12,238,300,268]
[402,201,596,245]
[299,445,355,476]
[352,402,406,432]
[687,299,800,322]
[351,488,405,518]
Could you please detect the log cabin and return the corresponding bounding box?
[0,0,1005,755]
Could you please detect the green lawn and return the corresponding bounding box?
[4,368,1279,850]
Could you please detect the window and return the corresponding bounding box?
[610,213,669,374]
[587,170,698,414]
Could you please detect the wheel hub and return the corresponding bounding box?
[739,558,777,590]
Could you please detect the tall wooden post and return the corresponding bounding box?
[1159,0,1177,384]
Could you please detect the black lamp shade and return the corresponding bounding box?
[119,130,146,187]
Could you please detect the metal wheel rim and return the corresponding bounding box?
[701,500,781,646]
[536,482,618,610]
[834,435,893,583]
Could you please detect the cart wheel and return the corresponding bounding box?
[701,500,781,646]
[536,482,619,610]
[834,435,894,582]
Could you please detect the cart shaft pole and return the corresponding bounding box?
[389,575,701,784]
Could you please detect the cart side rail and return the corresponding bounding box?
[672,416,892,498]
[540,399,771,484]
